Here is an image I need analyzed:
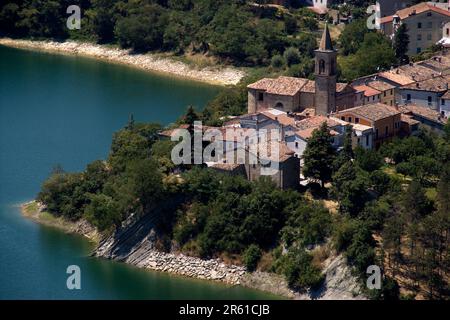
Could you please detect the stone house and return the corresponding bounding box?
[211,141,300,190]
[336,103,402,149]
[380,2,450,56]
[399,104,447,133]
[399,74,450,111]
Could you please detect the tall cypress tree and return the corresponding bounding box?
[394,23,410,65]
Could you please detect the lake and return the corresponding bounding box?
[0,45,278,299]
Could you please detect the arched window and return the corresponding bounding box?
[275,102,284,110]
[319,59,326,74]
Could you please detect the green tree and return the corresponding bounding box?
[394,23,410,64]
[84,193,121,231]
[283,47,301,67]
[303,122,336,188]
[332,161,370,216]
[243,244,262,271]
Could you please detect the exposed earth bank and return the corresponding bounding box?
[0,38,246,86]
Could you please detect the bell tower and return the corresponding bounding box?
[315,23,337,116]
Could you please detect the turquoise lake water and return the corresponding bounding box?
[0,45,278,299]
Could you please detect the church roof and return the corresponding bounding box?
[319,23,334,51]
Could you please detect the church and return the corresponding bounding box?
[247,24,356,116]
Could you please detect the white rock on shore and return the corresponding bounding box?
[0,38,246,86]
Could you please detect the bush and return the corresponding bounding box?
[283,47,301,67]
[281,248,324,291]
[243,244,262,271]
[271,54,285,69]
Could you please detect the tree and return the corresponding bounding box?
[243,244,262,271]
[280,248,324,291]
[394,23,410,65]
[271,54,284,69]
[303,122,336,188]
[183,105,199,126]
[339,19,370,55]
[355,146,383,172]
[84,193,121,231]
[444,119,450,142]
[283,47,301,67]
[115,4,166,52]
[332,161,370,216]
[340,32,396,81]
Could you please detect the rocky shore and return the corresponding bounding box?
[22,201,365,299]
[0,38,246,86]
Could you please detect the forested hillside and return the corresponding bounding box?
[0,0,323,66]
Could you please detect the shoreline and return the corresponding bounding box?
[0,38,246,86]
[21,201,364,300]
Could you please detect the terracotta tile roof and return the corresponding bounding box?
[419,54,450,72]
[336,83,351,93]
[396,3,450,20]
[401,75,450,92]
[381,16,393,24]
[400,104,446,124]
[353,85,382,97]
[441,90,450,99]
[296,127,339,140]
[261,111,296,126]
[296,115,341,131]
[365,79,396,92]
[381,3,450,25]
[247,76,309,96]
[159,124,191,137]
[337,103,401,122]
[379,64,437,86]
[301,80,316,93]
[248,76,349,96]
[401,114,421,126]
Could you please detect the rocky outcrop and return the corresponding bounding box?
[0,38,245,86]
[241,254,365,300]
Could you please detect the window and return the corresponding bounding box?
[355,117,360,124]
[376,128,379,139]
[427,34,432,41]
[427,12,432,17]
[366,135,369,147]
[417,47,422,54]
[341,116,345,121]
[384,91,386,97]
[418,22,422,29]
[372,96,375,101]
[275,102,284,110]
[428,96,432,106]
[319,59,326,74]
[295,142,299,148]
[442,99,446,106]
[447,28,450,36]
[407,94,411,101]
[348,117,352,122]
[417,34,422,41]
[391,89,393,95]
[258,92,264,101]
[385,126,389,137]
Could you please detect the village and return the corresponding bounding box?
[163,2,450,189]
